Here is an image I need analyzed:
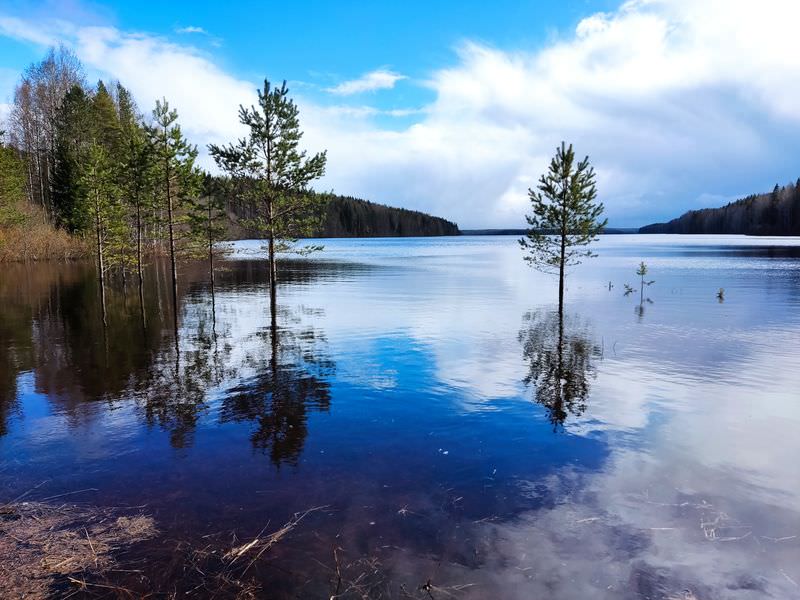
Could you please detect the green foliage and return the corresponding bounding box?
[149,98,199,213]
[92,81,123,155]
[52,85,93,231]
[185,173,230,260]
[208,79,327,253]
[519,142,607,274]
[0,145,28,227]
[4,47,227,274]
[116,86,157,272]
[636,261,655,287]
[81,141,122,260]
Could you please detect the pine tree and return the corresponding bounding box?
[117,84,155,323]
[81,141,118,327]
[187,174,229,292]
[519,142,606,314]
[208,79,327,327]
[149,99,198,339]
[92,81,131,281]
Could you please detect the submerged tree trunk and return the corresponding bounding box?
[207,201,216,295]
[136,200,147,330]
[94,190,107,328]
[268,197,277,331]
[164,154,179,353]
[268,235,277,331]
[558,232,566,317]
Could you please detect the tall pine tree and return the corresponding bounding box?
[208,79,326,327]
[117,83,156,324]
[81,141,118,327]
[149,99,198,341]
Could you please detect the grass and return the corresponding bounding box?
[0,203,86,262]
[0,501,156,599]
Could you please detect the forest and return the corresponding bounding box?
[640,180,800,235]
[223,191,459,239]
[0,46,458,267]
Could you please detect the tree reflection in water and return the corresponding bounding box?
[219,309,334,466]
[134,300,232,449]
[519,309,601,429]
[0,259,337,464]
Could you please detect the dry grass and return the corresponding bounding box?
[0,501,156,599]
[0,205,86,262]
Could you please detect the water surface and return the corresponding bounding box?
[1,234,799,598]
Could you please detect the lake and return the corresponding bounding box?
[1,234,799,599]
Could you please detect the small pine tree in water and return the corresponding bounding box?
[519,142,607,313]
[636,261,655,297]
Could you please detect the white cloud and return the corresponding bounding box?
[0,15,59,46]
[175,25,207,35]
[326,69,406,95]
[2,0,800,227]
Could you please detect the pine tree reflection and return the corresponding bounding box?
[519,310,601,430]
[0,258,344,447]
[220,311,334,467]
[136,304,229,449]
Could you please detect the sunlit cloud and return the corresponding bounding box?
[175,25,207,35]
[326,69,407,95]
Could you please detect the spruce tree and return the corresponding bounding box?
[519,142,606,314]
[208,79,327,326]
[52,84,92,231]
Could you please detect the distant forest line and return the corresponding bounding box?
[222,191,460,239]
[640,179,800,235]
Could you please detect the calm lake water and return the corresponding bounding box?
[1,234,799,598]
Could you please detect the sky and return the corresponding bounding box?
[1,0,799,228]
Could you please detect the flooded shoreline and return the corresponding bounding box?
[1,235,799,598]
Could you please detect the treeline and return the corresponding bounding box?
[640,180,800,235]
[1,46,231,329]
[222,191,459,238]
[321,195,459,237]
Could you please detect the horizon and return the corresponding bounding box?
[1,0,799,229]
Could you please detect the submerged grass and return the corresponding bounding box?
[0,501,156,598]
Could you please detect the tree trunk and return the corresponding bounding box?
[165,155,179,353]
[208,206,217,341]
[268,233,277,331]
[639,272,644,303]
[268,197,277,331]
[558,233,566,317]
[95,190,107,328]
[208,201,216,294]
[136,200,146,330]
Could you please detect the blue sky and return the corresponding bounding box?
[2,0,800,228]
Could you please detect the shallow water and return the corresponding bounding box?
[1,234,799,598]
